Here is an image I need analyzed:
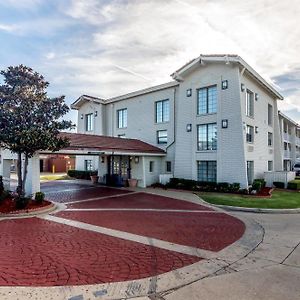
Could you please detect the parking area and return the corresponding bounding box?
[0,180,249,298]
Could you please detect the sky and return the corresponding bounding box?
[0,0,299,126]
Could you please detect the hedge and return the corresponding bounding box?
[287,180,300,190]
[273,181,285,189]
[67,169,98,180]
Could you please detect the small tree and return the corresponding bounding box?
[0,65,74,197]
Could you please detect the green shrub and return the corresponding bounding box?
[0,176,4,195]
[35,192,45,203]
[252,179,266,192]
[273,181,285,189]
[229,183,240,192]
[15,197,29,210]
[217,182,229,192]
[0,190,11,202]
[287,180,300,190]
[67,169,98,180]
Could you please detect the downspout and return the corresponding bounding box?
[166,87,176,150]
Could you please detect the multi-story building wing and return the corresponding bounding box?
[70,55,298,188]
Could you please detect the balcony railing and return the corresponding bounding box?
[284,150,292,158]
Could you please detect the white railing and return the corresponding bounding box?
[264,171,295,188]
[284,150,291,158]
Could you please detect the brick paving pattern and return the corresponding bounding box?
[56,210,245,252]
[0,218,200,286]
[68,192,213,211]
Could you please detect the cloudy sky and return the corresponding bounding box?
[0,0,299,125]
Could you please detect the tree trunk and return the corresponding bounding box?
[22,154,29,196]
[16,152,23,196]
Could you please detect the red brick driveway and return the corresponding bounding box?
[0,181,245,287]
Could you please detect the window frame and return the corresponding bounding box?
[84,159,93,171]
[268,104,273,126]
[197,123,217,151]
[166,161,172,173]
[268,132,273,146]
[197,85,217,115]
[246,89,254,117]
[247,161,254,184]
[157,130,168,144]
[117,108,128,129]
[268,160,273,171]
[197,161,217,182]
[85,113,93,131]
[246,125,254,143]
[155,99,169,123]
[149,161,154,173]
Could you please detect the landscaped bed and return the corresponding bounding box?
[198,190,300,209]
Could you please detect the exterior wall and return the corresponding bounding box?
[174,63,248,187]
[240,72,281,180]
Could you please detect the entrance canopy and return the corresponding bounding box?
[41,132,166,156]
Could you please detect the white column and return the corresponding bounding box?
[25,154,40,196]
[0,159,12,190]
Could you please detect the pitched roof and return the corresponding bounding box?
[171,54,283,100]
[71,95,105,110]
[59,132,165,154]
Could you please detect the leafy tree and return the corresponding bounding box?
[0,65,74,197]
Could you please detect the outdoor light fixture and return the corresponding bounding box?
[241,83,245,92]
[101,156,105,163]
[255,93,259,101]
[186,89,192,97]
[80,114,84,119]
[95,111,98,117]
[255,126,259,133]
[222,80,228,90]
[222,119,228,128]
[134,156,139,164]
[186,124,192,132]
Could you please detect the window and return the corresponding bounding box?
[197,161,217,182]
[247,161,254,184]
[268,161,273,171]
[117,108,127,128]
[284,142,288,150]
[166,161,172,173]
[268,132,273,146]
[197,123,217,151]
[268,104,273,126]
[246,90,254,117]
[155,99,169,123]
[85,113,93,131]
[283,122,288,133]
[157,130,168,144]
[246,125,254,143]
[85,160,93,171]
[197,85,217,115]
[149,161,154,172]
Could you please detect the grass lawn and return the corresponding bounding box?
[198,190,300,209]
[40,174,71,181]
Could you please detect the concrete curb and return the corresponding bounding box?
[199,198,300,214]
[0,202,57,219]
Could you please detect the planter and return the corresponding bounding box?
[90,175,99,184]
[128,178,138,188]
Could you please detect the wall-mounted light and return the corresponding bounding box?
[134,156,139,164]
[222,119,228,128]
[186,124,192,132]
[241,83,245,92]
[101,156,105,163]
[222,80,228,90]
[255,126,259,133]
[80,114,84,119]
[255,93,259,101]
[186,89,192,97]
[95,111,98,117]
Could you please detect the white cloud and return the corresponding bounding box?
[0,23,16,32]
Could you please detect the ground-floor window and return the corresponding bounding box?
[166,161,172,173]
[268,160,273,171]
[283,160,291,171]
[149,161,154,172]
[85,159,93,171]
[197,161,217,182]
[247,161,254,184]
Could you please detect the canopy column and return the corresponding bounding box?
[25,154,40,196]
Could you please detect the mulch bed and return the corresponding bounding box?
[255,187,274,197]
[0,198,52,214]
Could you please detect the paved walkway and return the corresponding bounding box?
[0,181,299,299]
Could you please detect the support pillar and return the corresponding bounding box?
[25,154,40,196]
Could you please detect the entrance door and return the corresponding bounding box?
[107,156,131,186]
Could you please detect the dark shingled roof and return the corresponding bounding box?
[59,132,165,154]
